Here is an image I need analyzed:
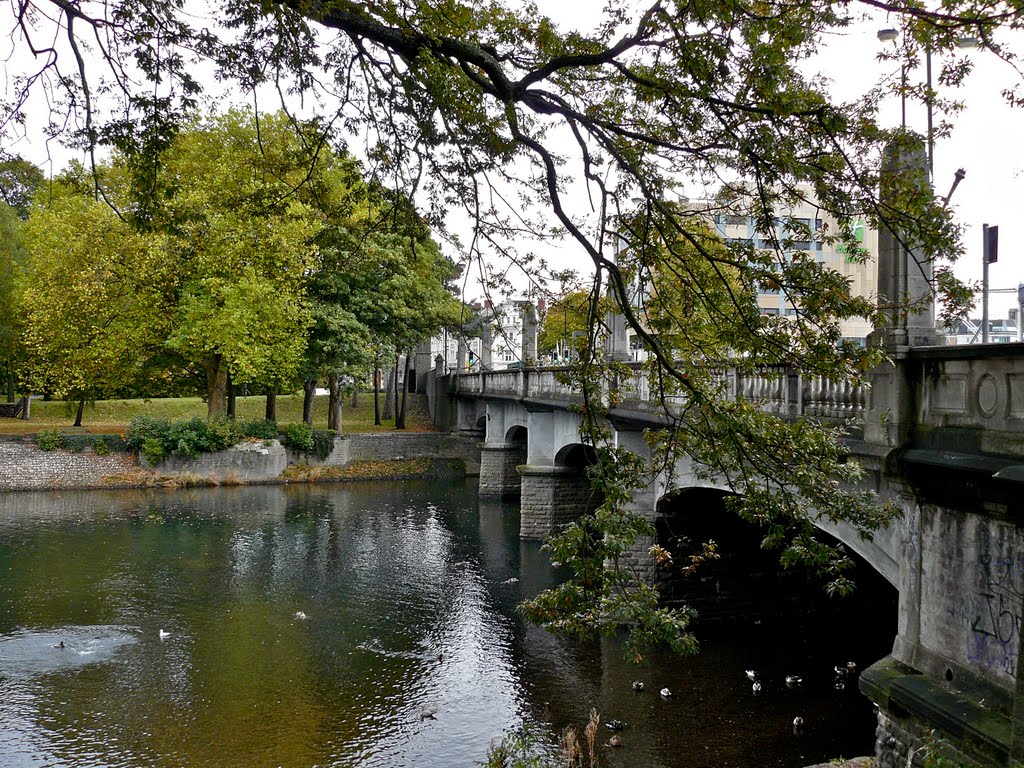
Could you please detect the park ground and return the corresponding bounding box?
[0,392,435,436]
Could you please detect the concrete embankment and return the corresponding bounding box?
[0,432,480,492]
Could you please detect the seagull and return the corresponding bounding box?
[745,669,759,682]
[158,629,171,640]
[785,675,803,688]
[793,716,804,736]
[846,660,858,675]
[752,680,762,695]
[419,707,438,720]
[609,733,624,748]
[834,679,845,692]
[501,577,519,584]
[632,680,645,692]
[294,611,308,621]
[660,687,673,699]
[605,719,626,731]
[833,665,848,679]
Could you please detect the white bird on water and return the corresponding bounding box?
[158,629,171,640]
[660,687,672,699]
[294,611,308,621]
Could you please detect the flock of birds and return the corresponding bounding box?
[594,661,860,747]
[57,618,857,750]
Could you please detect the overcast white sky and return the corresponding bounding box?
[4,1,1022,316]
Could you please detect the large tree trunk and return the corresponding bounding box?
[302,378,317,426]
[373,364,381,425]
[265,389,277,422]
[204,354,228,417]
[227,372,237,419]
[74,395,85,427]
[382,363,395,421]
[328,373,342,433]
[20,392,31,419]
[396,351,411,430]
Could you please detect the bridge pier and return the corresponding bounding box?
[479,441,527,498]
[519,465,597,540]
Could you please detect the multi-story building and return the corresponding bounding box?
[710,204,878,345]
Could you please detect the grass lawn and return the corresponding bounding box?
[0,392,436,435]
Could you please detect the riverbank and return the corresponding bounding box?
[0,431,480,492]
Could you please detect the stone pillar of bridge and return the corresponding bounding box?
[605,308,632,362]
[519,465,597,540]
[457,336,468,373]
[479,322,493,370]
[864,136,939,449]
[479,440,527,498]
[609,427,661,583]
[521,303,538,366]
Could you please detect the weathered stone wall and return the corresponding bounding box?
[145,440,289,480]
[331,432,480,470]
[872,706,985,768]
[0,432,480,491]
[0,439,138,491]
[479,443,526,498]
[519,466,597,540]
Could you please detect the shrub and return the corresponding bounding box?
[141,438,166,465]
[203,417,242,452]
[240,418,279,440]
[311,429,335,460]
[282,421,314,452]
[92,438,110,456]
[129,415,245,460]
[36,429,63,451]
[126,416,171,450]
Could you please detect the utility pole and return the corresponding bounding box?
[982,224,998,343]
[1018,283,1024,343]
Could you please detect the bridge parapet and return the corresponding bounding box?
[909,344,1024,458]
[453,363,866,423]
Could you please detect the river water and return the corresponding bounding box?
[0,480,895,768]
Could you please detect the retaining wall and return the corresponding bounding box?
[0,439,138,491]
[0,432,480,491]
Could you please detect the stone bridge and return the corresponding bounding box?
[438,344,1024,768]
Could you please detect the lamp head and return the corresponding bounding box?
[877,28,899,44]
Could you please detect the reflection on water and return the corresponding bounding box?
[0,481,894,767]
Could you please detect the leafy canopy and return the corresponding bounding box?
[4,0,1022,656]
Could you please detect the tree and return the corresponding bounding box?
[538,289,613,363]
[5,0,1021,657]
[153,111,324,415]
[0,202,28,402]
[18,192,176,415]
[0,156,44,219]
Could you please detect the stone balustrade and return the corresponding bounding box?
[453,362,867,421]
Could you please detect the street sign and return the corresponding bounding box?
[984,224,999,264]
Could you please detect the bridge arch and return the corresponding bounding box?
[653,488,898,629]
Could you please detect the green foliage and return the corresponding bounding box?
[311,430,335,460]
[240,418,280,440]
[35,429,63,451]
[127,414,244,460]
[165,417,241,459]
[140,438,166,466]
[92,437,110,456]
[482,726,555,768]
[279,422,336,458]
[281,421,314,452]
[125,416,172,449]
